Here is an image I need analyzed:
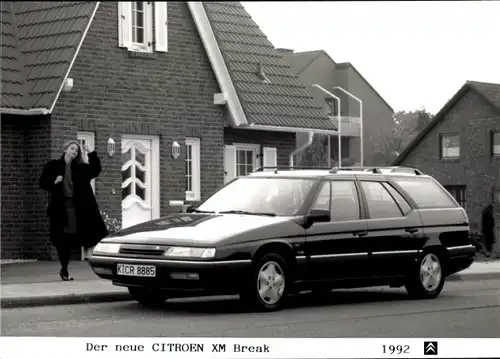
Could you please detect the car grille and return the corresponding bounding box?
[119,245,166,256]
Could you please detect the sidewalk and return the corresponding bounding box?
[1,261,130,308]
[1,258,500,309]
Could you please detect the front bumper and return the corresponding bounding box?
[89,255,252,295]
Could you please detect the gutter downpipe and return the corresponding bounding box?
[333,86,363,166]
[311,84,341,167]
[290,131,314,168]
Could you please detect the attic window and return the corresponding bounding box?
[256,62,270,84]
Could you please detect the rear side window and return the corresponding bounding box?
[392,177,457,209]
[382,182,413,215]
[360,181,403,219]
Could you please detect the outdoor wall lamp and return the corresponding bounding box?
[107,138,116,157]
[172,141,180,159]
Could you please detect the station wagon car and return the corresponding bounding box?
[89,166,476,311]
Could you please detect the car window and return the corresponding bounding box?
[310,181,330,212]
[382,182,413,215]
[330,181,360,221]
[360,181,403,219]
[392,177,457,209]
[197,177,316,216]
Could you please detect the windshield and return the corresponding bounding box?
[197,177,317,216]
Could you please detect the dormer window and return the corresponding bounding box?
[118,2,168,53]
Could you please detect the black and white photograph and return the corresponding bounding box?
[1,1,499,357]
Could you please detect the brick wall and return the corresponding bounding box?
[48,1,224,252]
[1,115,24,259]
[399,90,500,230]
[1,114,51,259]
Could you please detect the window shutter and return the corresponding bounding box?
[262,147,277,171]
[224,145,237,183]
[118,2,132,48]
[154,2,168,52]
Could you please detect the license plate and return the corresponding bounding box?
[117,264,156,277]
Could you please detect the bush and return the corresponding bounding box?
[100,210,122,233]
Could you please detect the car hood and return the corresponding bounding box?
[103,213,294,245]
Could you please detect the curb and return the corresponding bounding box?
[447,272,500,282]
[1,291,131,309]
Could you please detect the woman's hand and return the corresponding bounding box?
[83,144,92,153]
[54,175,63,184]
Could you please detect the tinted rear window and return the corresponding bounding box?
[392,177,457,209]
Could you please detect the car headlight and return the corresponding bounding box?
[164,247,216,258]
[93,242,121,254]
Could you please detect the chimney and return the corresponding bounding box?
[276,48,294,54]
[256,62,270,84]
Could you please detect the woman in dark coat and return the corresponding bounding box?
[40,140,109,280]
[481,203,495,256]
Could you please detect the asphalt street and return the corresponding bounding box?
[2,279,499,338]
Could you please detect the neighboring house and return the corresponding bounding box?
[280,49,394,166]
[393,80,500,232]
[0,1,337,260]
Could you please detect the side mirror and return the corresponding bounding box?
[307,209,330,223]
[185,205,195,213]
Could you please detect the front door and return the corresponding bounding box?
[121,135,160,229]
[305,180,370,282]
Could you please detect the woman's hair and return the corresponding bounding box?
[62,140,83,164]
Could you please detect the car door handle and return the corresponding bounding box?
[405,227,418,234]
[353,231,368,237]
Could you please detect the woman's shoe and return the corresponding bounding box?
[59,270,74,281]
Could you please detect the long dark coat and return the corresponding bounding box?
[39,151,109,248]
[481,204,495,251]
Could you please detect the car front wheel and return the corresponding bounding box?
[240,253,289,311]
[405,251,445,299]
[128,287,168,307]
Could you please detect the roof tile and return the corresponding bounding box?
[1,1,96,110]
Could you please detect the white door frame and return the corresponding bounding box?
[121,134,161,223]
[77,131,95,260]
[77,131,96,192]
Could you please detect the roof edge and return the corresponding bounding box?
[393,82,471,165]
[336,62,394,113]
[0,107,49,115]
[187,1,248,128]
[48,2,100,114]
[247,124,338,135]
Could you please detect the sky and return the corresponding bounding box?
[241,1,500,114]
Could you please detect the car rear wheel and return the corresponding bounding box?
[128,287,168,307]
[405,251,445,299]
[240,253,289,311]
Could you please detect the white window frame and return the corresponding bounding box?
[234,143,261,176]
[185,138,201,202]
[440,134,460,159]
[118,1,153,53]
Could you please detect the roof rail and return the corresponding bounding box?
[329,166,424,175]
[253,166,331,173]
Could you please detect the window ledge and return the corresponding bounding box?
[439,157,460,162]
[128,50,155,59]
[186,193,201,202]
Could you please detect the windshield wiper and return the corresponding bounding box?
[190,208,215,213]
[218,210,276,217]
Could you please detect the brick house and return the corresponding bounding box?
[393,80,500,232]
[0,1,337,260]
[280,49,394,166]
